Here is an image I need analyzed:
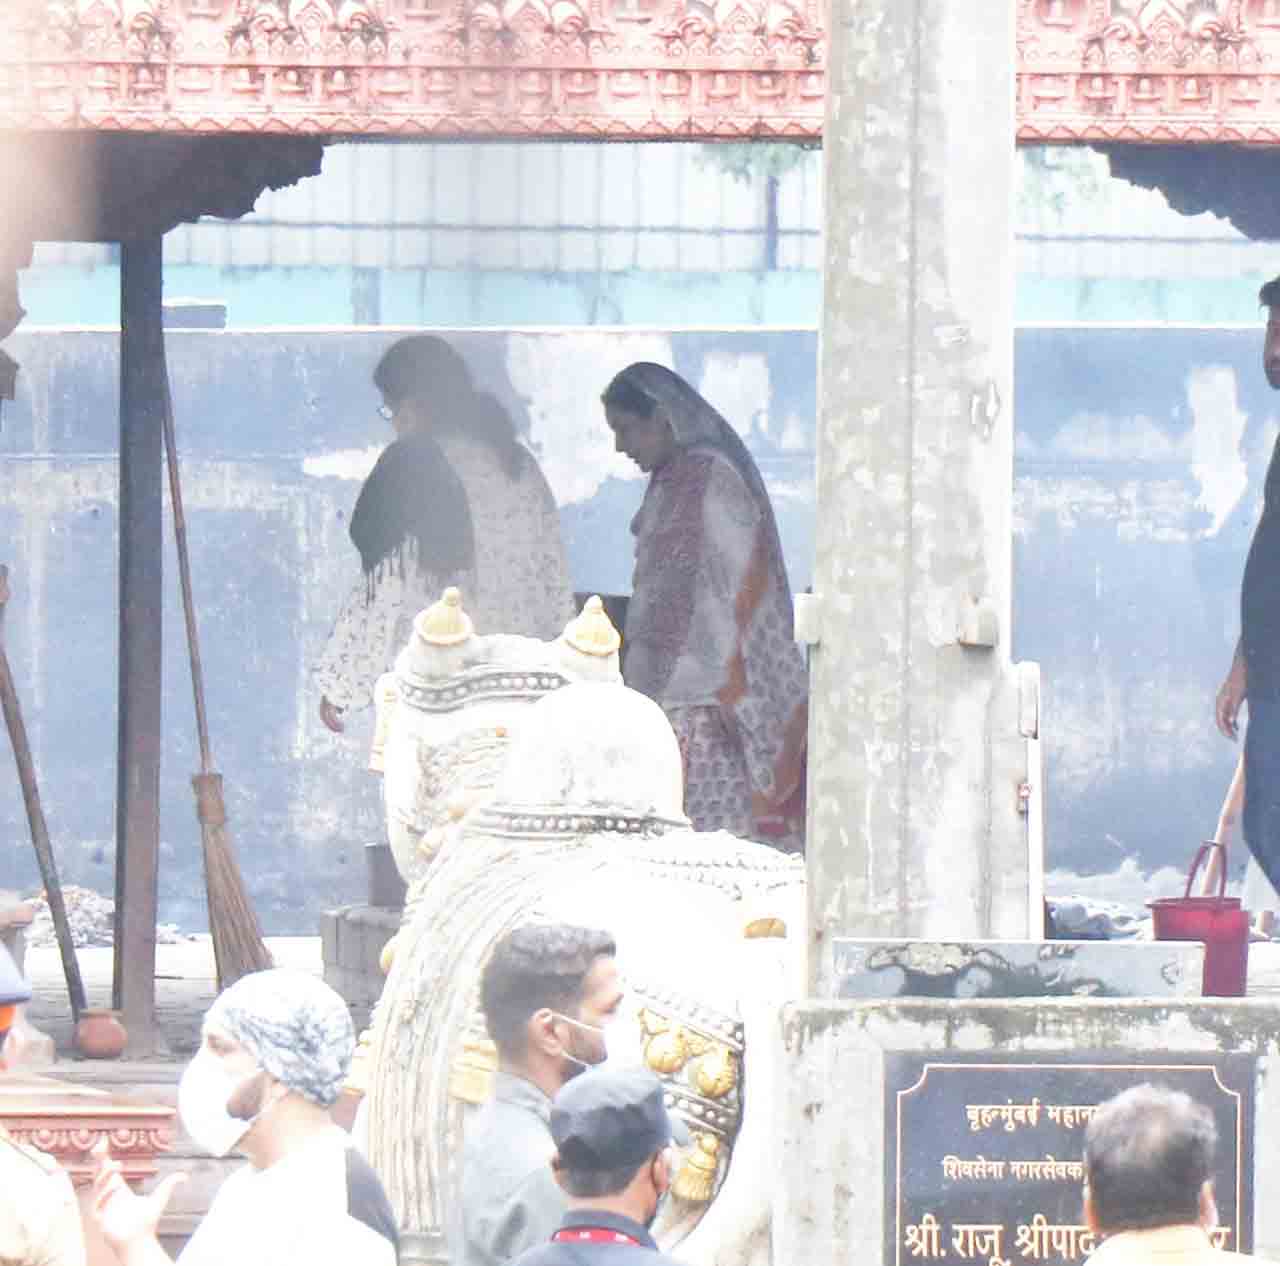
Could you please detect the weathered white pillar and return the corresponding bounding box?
[807,0,1036,991]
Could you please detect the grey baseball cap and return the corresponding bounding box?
[551,1067,690,1171]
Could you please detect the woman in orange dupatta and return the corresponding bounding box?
[602,362,808,851]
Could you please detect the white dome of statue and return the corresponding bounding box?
[485,681,686,824]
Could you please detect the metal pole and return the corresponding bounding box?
[113,236,165,1053]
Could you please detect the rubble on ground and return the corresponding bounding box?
[24,886,193,948]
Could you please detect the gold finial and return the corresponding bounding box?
[564,595,621,658]
[416,587,474,647]
[671,1133,721,1204]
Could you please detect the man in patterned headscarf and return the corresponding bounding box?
[88,969,399,1266]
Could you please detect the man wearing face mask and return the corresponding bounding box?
[89,969,398,1266]
[0,941,87,1266]
[459,923,632,1266]
[508,1068,686,1266]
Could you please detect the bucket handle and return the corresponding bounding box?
[1184,840,1227,900]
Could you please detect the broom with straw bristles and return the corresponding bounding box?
[160,375,272,990]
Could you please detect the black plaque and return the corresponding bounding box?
[886,1054,1254,1266]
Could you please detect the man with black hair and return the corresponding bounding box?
[1082,1084,1255,1266]
[509,1067,686,1266]
[0,941,86,1266]
[1217,274,1280,913]
[458,923,623,1266]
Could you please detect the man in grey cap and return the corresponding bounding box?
[508,1067,688,1265]
[0,939,86,1266]
[88,968,398,1266]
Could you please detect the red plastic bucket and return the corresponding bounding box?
[1148,841,1250,997]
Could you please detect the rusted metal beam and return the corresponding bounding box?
[112,236,164,1055]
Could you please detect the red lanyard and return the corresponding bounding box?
[552,1227,641,1247]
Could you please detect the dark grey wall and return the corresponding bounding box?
[1014,326,1259,879]
[0,329,816,931]
[0,324,1257,930]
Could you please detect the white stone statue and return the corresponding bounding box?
[363,663,805,1266]
[373,587,623,889]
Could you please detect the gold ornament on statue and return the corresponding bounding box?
[693,1044,738,1098]
[416,587,474,647]
[743,916,787,939]
[564,595,621,657]
[449,1036,499,1105]
[672,1132,721,1204]
[645,1025,689,1075]
[379,932,399,976]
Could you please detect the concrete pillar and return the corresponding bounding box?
[807,0,1035,991]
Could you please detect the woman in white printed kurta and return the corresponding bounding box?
[315,336,573,731]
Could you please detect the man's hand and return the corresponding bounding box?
[1216,657,1248,741]
[88,1138,184,1265]
[320,696,346,734]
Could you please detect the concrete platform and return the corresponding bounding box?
[22,935,322,1061]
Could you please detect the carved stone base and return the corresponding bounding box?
[0,1071,175,1266]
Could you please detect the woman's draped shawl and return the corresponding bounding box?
[313,433,477,713]
[620,363,808,838]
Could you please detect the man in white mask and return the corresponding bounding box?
[458,923,627,1266]
[88,969,398,1266]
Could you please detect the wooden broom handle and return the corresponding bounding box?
[159,376,213,776]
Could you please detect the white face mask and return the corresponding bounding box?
[600,1011,646,1070]
[178,1047,264,1158]
[555,1007,646,1072]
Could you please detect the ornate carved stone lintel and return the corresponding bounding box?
[0,0,828,137]
[0,1073,174,1190]
[1015,0,1280,144]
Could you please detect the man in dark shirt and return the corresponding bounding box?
[458,924,624,1266]
[1217,275,1280,898]
[509,1068,687,1266]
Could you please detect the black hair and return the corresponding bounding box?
[373,335,527,478]
[1084,1084,1216,1234]
[557,1155,656,1199]
[480,924,616,1059]
[601,372,657,419]
[1259,276,1280,310]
